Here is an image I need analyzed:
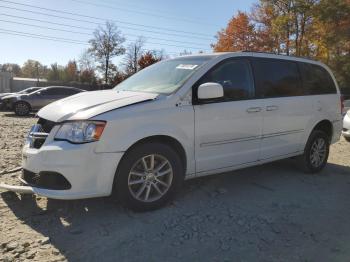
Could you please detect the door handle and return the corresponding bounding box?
[246,107,262,113]
[266,105,279,111]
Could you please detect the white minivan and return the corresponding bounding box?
[0,52,343,211]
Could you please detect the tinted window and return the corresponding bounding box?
[43,88,63,95]
[253,59,303,98]
[61,88,80,95]
[197,59,254,101]
[299,63,337,95]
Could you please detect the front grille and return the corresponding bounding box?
[28,118,56,149]
[37,118,56,133]
[22,169,71,190]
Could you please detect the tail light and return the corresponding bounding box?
[341,95,345,115]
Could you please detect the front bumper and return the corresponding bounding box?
[0,139,124,200]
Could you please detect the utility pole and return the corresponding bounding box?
[35,62,39,86]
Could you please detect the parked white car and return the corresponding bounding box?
[0,52,343,211]
[343,110,350,142]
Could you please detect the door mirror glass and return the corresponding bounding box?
[197,82,224,100]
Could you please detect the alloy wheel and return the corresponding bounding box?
[128,154,173,202]
[310,138,327,168]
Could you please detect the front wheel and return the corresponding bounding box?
[115,142,184,211]
[297,130,330,173]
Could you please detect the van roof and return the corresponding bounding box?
[180,51,322,65]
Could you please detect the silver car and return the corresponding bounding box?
[343,110,350,142]
[0,87,42,109]
[5,86,85,116]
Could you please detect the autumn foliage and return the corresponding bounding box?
[212,0,350,90]
[138,51,163,70]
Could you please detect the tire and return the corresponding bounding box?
[114,142,184,211]
[14,101,30,116]
[297,130,330,173]
[344,136,350,142]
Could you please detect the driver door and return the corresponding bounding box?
[193,58,264,173]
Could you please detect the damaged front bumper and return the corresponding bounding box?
[0,121,124,200]
[0,181,34,194]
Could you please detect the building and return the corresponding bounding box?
[11,77,47,92]
[0,72,11,93]
[0,72,47,93]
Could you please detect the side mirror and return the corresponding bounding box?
[36,91,41,95]
[197,82,224,100]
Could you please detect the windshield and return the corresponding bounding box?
[114,56,214,94]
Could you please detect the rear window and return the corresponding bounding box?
[299,63,337,95]
[253,59,303,98]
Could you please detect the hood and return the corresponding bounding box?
[0,93,15,99]
[1,93,24,100]
[38,90,158,122]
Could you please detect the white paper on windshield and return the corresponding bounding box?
[176,64,198,70]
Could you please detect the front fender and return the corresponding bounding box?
[93,105,195,175]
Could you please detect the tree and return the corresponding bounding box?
[79,50,96,84]
[0,63,21,76]
[250,3,281,53]
[123,36,146,75]
[311,0,350,89]
[88,21,125,84]
[179,50,192,56]
[21,60,48,79]
[212,11,257,52]
[47,63,62,81]
[138,50,163,70]
[65,60,78,82]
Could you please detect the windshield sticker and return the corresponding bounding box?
[176,64,198,70]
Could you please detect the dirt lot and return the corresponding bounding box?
[0,112,350,262]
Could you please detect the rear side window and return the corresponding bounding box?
[44,88,63,95]
[62,88,80,95]
[299,63,337,95]
[197,58,254,101]
[253,59,303,98]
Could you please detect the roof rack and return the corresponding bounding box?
[240,50,316,61]
[241,50,279,55]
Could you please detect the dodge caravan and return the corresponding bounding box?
[0,52,343,211]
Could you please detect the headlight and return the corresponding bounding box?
[54,121,106,143]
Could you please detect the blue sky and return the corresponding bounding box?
[0,0,256,67]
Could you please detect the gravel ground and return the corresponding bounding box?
[1,111,350,262]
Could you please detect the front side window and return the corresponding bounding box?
[299,63,337,95]
[114,56,214,94]
[195,59,254,101]
[253,59,303,98]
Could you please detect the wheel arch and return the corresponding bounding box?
[113,135,188,189]
[124,135,187,172]
[310,119,333,142]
